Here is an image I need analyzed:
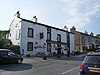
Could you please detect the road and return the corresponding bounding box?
[0,55,85,75]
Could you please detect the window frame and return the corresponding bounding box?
[47,32,51,41]
[57,34,61,42]
[27,42,33,51]
[28,28,34,38]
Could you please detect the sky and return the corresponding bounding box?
[0,0,100,35]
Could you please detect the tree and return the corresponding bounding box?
[0,39,5,48]
[0,39,11,49]
[0,30,9,39]
[9,45,20,54]
[96,34,100,38]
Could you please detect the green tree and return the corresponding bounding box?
[9,45,20,54]
[0,39,11,49]
[96,34,100,38]
[0,30,9,39]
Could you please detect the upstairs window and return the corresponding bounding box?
[47,27,51,41]
[40,32,44,39]
[57,34,61,42]
[47,27,51,32]
[28,28,33,38]
[47,33,51,41]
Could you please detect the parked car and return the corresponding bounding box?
[80,52,100,75]
[0,49,23,64]
[96,49,100,52]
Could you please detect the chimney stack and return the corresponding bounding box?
[63,26,68,31]
[32,15,38,22]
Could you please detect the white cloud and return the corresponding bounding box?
[60,0,100,29]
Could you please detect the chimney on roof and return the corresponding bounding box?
[90,32,94,36]
[63,26,68,31]
[70,26,76,32]
[32,15,38,22]
[14,11,20,18]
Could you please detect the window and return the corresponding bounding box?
[0,51,8,56]
[8,51,16,56]
[47,27,51,32]
[27,42,33,51]
[40,33,44,39]
[57,34,61,42]
[47,32,51,40]
[47,27,51,41]
[28,28,33,38]
[84,56,100,64]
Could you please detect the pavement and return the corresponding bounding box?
[23,53,86,64]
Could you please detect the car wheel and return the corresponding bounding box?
[17,59,22,64]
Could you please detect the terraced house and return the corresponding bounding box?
[8,14,74,56]
[70,26,100,52]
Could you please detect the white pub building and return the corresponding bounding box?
[9,12,74,56]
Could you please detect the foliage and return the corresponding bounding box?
[83,46,88,51]
[96,34,100,38]
[0,30,9,39]
[0,39,10,49]
[9,45,20,54]
[0,39,5,48]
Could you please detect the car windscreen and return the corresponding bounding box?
[83,55,100,64]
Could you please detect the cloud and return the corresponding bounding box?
[60,0,100,29]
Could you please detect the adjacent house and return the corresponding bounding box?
[9,15,74,56]
[70,26,100,52]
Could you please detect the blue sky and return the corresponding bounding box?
[0,0,100,35]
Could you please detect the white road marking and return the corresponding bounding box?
[62,66,79,75]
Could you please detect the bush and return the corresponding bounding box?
[9,45,20,54]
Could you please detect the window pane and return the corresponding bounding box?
[28,28,33,38]
[84,56,100,64]
[27,42,33,51]
[0,51,8,56]
[47,33,51,40]
[57,34,61,41]
[47,27,51,32]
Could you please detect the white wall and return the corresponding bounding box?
[51,29,67,43]
[9,17,72,56]
[9,17,21,45]
[70,33,75,54]
[20,21,47,55]
[50,28,67,54]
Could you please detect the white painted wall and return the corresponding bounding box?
[70,33,75,54]
[9,17,21,45]
[20,21,47,55]
[9,17,73,56]
[50,28,67,54]
[51,29,67,43]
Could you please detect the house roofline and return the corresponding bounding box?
[19,17,74,34]
[76,31,100,39]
